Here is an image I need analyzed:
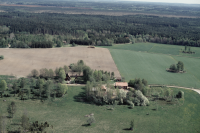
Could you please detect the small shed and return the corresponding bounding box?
[115,82,128,89]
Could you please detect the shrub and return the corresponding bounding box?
[133,90,149,106]
[0,55,4,60]
[176,91,184,99]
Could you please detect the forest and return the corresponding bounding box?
[0,11,200,48]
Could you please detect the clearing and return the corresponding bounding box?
[0,47,120,77]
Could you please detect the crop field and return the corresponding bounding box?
[108,44,200,88]
[0,86,200,133]
[0,47,120,77]
[105,43,200,58]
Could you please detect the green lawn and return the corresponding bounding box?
[0,86,200,133]
[109,49,200,88]
[101,43,200,58]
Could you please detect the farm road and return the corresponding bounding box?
[149,85,200,95]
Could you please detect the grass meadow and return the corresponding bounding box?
[0,86,200,133]
[104,43,200,88]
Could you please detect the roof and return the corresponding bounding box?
[101,85,106,90]
[115,82,128,87]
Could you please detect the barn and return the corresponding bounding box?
[115,82,128,89]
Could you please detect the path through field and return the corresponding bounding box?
[149,85,200,94]
[0,47,121,77]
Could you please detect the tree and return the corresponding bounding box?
[87,116,95,126]
[21,111,29,130]
[142,79,148,86]
[0,80,7,91]
[44,80,53,98]
[0,55,4,60]
[97,71,102,81]
[85,81,92,100]
[130,120,134,130]
[19,78,26,88]
[13,82,19,96]
[57,84,68,97]
[7,101,17,118]
[0,80,7,97]
[26,87,31,99]
[177,61,184,71]
[0,113,6,133]
[48,69,54,79]
[169,64,177,71]
[63,65,69,74]
[83,66,93,82]
[58,69,66,83]
[36,78,44,89]
[55,67,59,77]
[111,72,115,79]
[31,69,39,77]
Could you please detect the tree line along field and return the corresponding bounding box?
[0,47,120,78]
[0,86,200,133]
[106,43,200,88]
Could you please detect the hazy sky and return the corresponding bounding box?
[124,0,200,4]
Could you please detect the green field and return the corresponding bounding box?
[0,86,200,133]
[102,43,200,88]
[103,43,200,58]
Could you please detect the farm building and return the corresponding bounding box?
[65,73,71,81]
[65,72,83,81]
[115,82,128,89]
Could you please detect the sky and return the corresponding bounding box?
[123,0,200,4]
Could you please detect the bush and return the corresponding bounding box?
[0,55,4,60]
[134,90,149,106]
[176,91,184,98]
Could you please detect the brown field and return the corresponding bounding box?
[0,47,121,77]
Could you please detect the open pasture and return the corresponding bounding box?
[109,49,200,88]
[0,47,120,77]
[0,86,200,133]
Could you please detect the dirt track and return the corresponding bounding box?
[149,85,200,95]
[0,47,121,77]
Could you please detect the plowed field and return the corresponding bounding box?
[0,47,120,77]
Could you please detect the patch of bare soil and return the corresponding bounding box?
[0,47,121,78]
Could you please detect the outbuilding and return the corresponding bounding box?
[115,82,128,89]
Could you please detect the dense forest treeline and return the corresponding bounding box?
[0,11,200,48]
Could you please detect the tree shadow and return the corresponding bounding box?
[73,87,91,104]
[10,123,21,126]
[73,92,87,102]
[123,128,131,131]
[82,124,90,127]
